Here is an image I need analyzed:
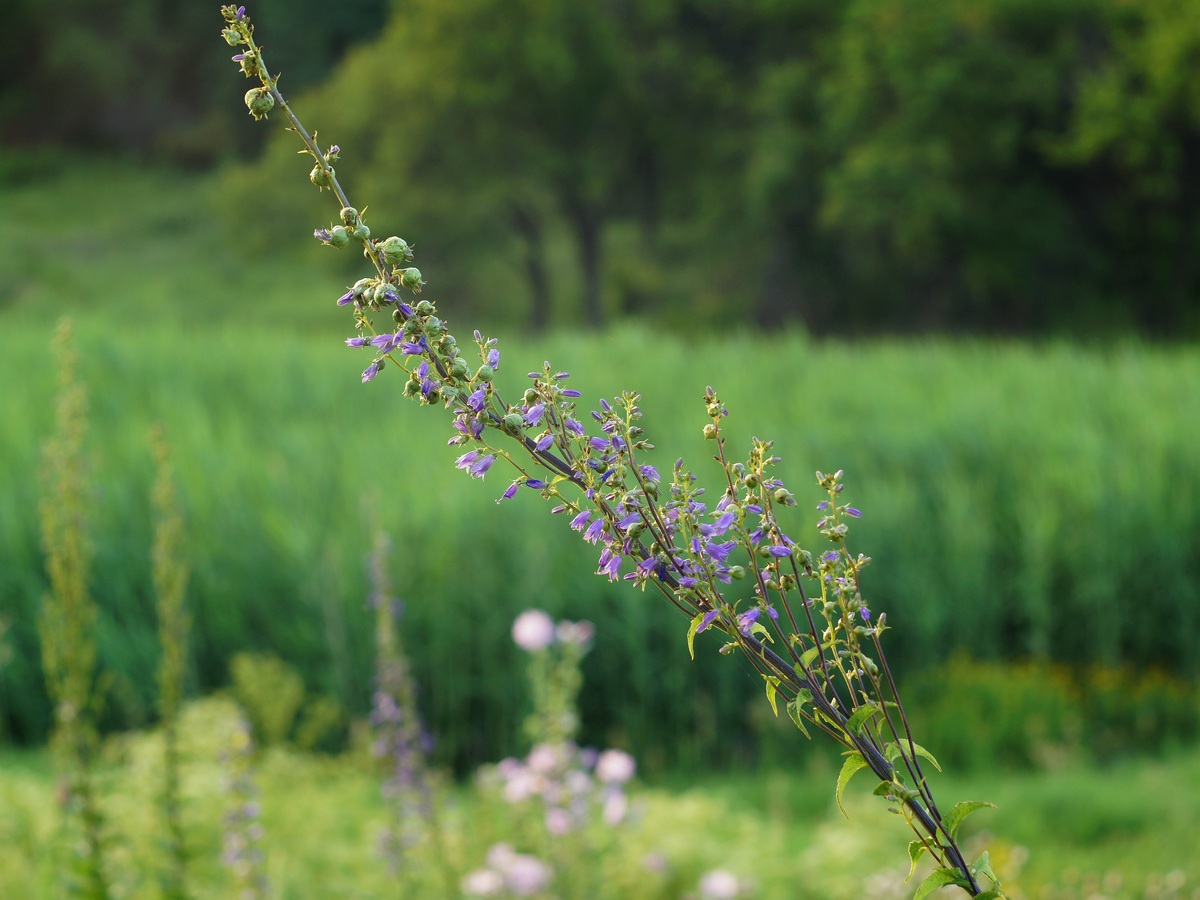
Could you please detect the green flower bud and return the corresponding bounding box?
[399,267,425,292]
[703,423,718,440]
[222,27,241,47]
[340,207,359,226]
[310,164,334,190]
[327,225,350,249]
[352,222,371,241]
[743,473,760,488]
[773,487,796,506]
[244,87,274,121]
[727,565,746,580]
[450,357,471,379]
[392,308,405,323]
[502,412,525,433]
[378,236,414,266]
[476,364,495,383]
[523,388,538,405]
[415,300,434,316]
[403,378,421,398]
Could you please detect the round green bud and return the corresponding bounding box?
[727,565,746,580]
[352,223,370,241]
[340,207,359,226]
[415,300,434,316]
[774,487,795,506]
[523,388,538,405]
[328,225,350,249]
[502,413,525,433]
[244,87,274,121]
[392,308,405,323]
[702,423,718,440]
[744,473,760,488]
[476,364,495,383]
[450,357,471,379]
[222,27,241,47]
[400,267,425,292]
[378,236,413,266]
[309,164,333,189]
[403,378,421,398]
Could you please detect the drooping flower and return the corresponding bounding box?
[362,362,381,383]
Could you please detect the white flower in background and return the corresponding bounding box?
[511,609,556,651]
[595,748,636,784]
[555,619,594,647]
[698,869,742,899]
[461,868,505,896]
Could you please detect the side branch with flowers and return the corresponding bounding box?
[217,6,1007,896]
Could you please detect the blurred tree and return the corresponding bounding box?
[0,0,386,165]
[1048,0,1200,335]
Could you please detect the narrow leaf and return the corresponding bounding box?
[835,752,869,817]
[798,645,821,671]
[906,840,931,882]
[786,697,811,738]
[763,675,781,717]
[845,702,880,736]
[687,612,705,661]
[945,800,996,842]
[914,867,967,900]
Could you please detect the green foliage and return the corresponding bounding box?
[4,310,1200,771]
[229,652,306,748]
[904,656,1200,771]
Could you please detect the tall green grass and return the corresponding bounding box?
[3,313,1199,771]
[3,161,1199,771]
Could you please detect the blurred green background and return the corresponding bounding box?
[2,0,1200,783]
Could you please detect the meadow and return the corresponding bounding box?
[2,159,1200,896]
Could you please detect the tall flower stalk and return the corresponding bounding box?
[39,318,110,899]
[367,530,454,894]
[150,426,191,899]
[217,7,1007,895]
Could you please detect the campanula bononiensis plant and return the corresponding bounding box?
[218,7,1009,895]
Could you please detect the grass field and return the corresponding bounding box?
[1,705,1198,899]
[2,158,1200,897]
[3,159,1200,771]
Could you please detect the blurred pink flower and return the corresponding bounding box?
[699,869,742,899]
[512,610,556,651]
[595,748,636,784]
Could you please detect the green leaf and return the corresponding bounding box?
[905,840,931,882]
[798,645,822,671]
[973,892,1003,900]
[845,702,880,736]
[886,740,943,773]
[786,696,812,738]
[835,751,869,817]
[763,675,781,717]
[687,612,705,661]
[914,867,968,900]
[945,800,996,842]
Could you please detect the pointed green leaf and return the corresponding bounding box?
[835,751,869,817]
[798,645,822,671]
[945,800,996,842]
[845,702,880,736]
[786,696,812,738]
[905,840,931,882]
[886,740,943,773]
[973,892,1003,900]
[763,675,781,717]
[687,612,705,660]
[914,867,968,900]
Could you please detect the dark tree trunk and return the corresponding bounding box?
[564,196,605,327]
[509,202,551,331]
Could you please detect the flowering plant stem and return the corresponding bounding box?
[217,6,1007,895]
